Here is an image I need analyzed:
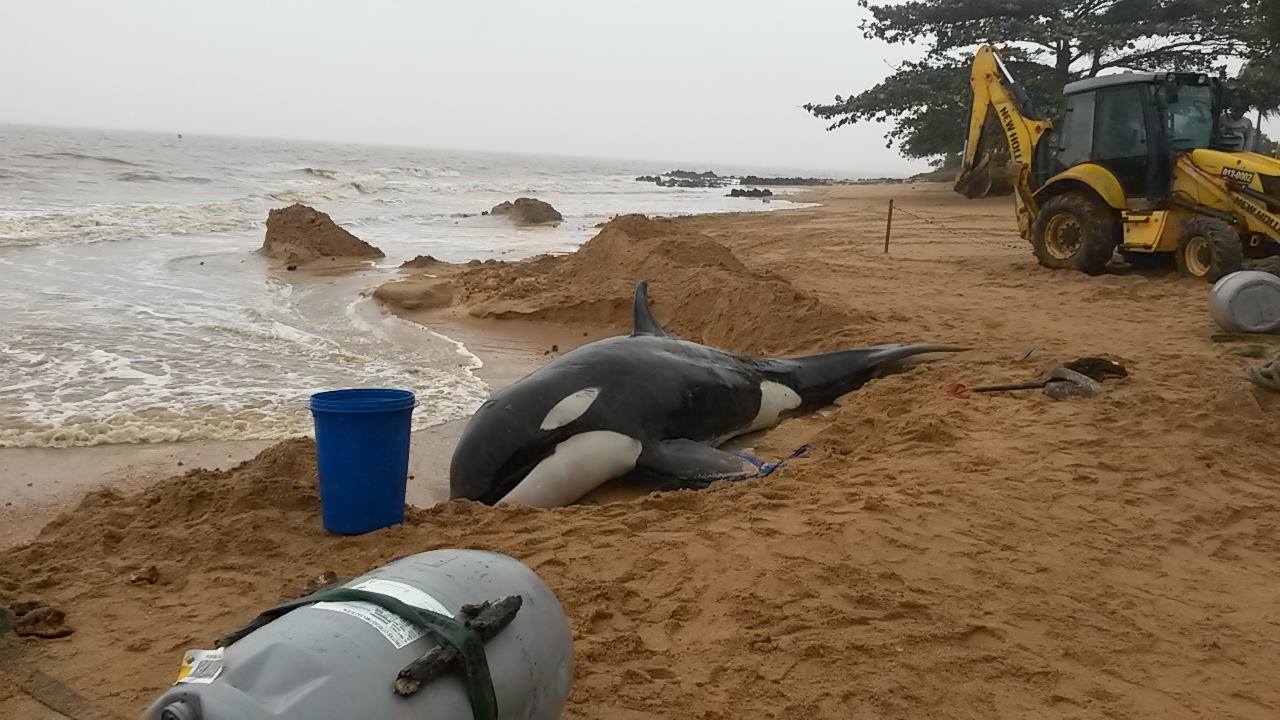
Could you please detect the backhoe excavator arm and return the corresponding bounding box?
[954,45,1052,200]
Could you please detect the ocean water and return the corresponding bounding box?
[0,125,813,448]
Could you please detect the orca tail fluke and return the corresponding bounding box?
[756,344,967,409]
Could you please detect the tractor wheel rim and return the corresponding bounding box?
[1045,213,1083,260]
[1185,236,1211,276]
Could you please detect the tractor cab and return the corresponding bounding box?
[1034,72,1226,203]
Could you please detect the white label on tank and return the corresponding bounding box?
[349,578,454,617]
[310,601,426,649]
[175,648,224,684]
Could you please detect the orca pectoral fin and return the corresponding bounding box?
[634,439,758,490]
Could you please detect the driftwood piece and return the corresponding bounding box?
[393,595,523,696]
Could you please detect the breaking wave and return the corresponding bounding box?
[0,184,381,248]
[24,151,142,166]
[299,165,460,182]
[0,201,262,247]
[116,171,213,184]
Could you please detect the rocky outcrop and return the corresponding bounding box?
[728,188,773,198]
[667,170,719,180]
[636,170,837,189]
[487,198,563,225]
[738,175,832,186]
[634,170,730,188]
[259,204,383,263]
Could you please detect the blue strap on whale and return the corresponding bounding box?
[728,444,814,477]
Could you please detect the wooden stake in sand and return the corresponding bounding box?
[884,199,894,253]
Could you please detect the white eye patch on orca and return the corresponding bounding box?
[540,387,601,431]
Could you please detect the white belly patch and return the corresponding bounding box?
[498,431,643,508]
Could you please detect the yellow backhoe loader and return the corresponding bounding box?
[955,45,1280,281]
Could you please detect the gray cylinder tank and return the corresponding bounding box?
[143,549,572,720]
[1210,270,1280,333]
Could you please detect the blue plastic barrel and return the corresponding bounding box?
[309,388,416,534]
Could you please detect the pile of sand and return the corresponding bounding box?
[260,204,384,264]
[399,254,444,269]
[488,197,563,224]
[0,439,320,603]
[378,214,868,354]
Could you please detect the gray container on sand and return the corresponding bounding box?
[143,549,573,720]
[1209,270,1280,334]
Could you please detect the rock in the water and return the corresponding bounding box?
[488,198,563,225]
[728,188,773,198]
[645,171,729,188]
[260,204,384,264]
[739,175,832,186]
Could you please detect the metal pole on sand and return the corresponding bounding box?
[884,199,894,253]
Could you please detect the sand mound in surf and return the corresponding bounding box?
[260,204,384,264]
[381,214,865,354]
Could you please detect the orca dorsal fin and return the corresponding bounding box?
[631,280,669,337]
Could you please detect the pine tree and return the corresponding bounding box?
[806,0,1261,164]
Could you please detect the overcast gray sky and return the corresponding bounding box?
[4,2,1270,176]
[1,0,930,175]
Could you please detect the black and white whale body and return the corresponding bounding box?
[449,282,963,507]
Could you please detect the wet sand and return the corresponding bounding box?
[4,182,1280,719]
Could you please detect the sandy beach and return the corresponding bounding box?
[4,182,1280,719]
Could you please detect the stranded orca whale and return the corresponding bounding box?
[449,281,963,507]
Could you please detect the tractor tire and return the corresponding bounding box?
[1031,193,1118,276]
[1175,218,1243,283]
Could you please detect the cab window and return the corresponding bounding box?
[1164,85,1214,150]
[1056,92,1094,168]
[1093,86,1148,160]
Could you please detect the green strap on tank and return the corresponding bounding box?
[222,587,499,720]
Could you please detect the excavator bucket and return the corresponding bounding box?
[954,154,1016,199]
[954,153,995,198]
[954,108,1016,198]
